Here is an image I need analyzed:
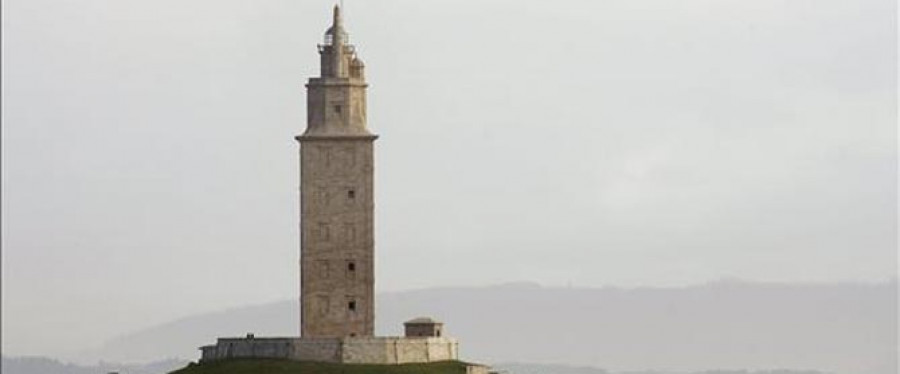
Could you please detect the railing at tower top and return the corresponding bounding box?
[323,32,349,46]
[318,42,355,55]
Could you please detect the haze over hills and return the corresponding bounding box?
[0,356,187,374]
[79,281,896,374]
[0,356,832,374]
[4,0,895,359]
[4,0,895,367]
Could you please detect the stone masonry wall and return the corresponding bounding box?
[292,337,342,362]
[200,336,458,364]
[339,337,458,364]
[200,337,295,362]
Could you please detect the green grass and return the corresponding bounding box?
[169,359,475,374]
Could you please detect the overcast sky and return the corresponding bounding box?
[2,0,896,362]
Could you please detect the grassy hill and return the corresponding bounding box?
[169,359,476,374]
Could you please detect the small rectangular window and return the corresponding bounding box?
[334,105,342,114]
[348,301,357,311]
[348,262,356,271]
[347,189,355,199]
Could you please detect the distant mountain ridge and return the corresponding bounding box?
[83,281,896,374]
[0,356,187,374]
[0,356,834,374]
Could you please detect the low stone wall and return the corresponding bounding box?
[292,337,342,362]
[339,337,458,364]
[200,337,295,362]
[199,336,458,364]
[466,364,491,374]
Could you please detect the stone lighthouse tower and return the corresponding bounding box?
[197,6,471,366]
[296,5,376,338]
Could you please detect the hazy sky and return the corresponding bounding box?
[2,0,896,361]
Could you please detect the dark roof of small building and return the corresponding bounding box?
[404,317,443,325]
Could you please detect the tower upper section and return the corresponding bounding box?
[298,6,377,338]
[320,6,362,79]
[300,5,372,138]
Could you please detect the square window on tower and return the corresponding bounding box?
[346,260,357,279]
[348,301,357,311]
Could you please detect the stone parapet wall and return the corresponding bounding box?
[466,365,491,374]
[292,337,343,362]
[339,337,458,364]
[200,337,295,362]
[199,336,458,364]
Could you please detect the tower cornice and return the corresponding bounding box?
[295,134,378,142]
[306,78,368,88]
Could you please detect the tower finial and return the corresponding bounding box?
[333,4,342,29]
[328,3,345,46]
[322,3,349,77]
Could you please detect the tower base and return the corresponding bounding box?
[199,335,459,364]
